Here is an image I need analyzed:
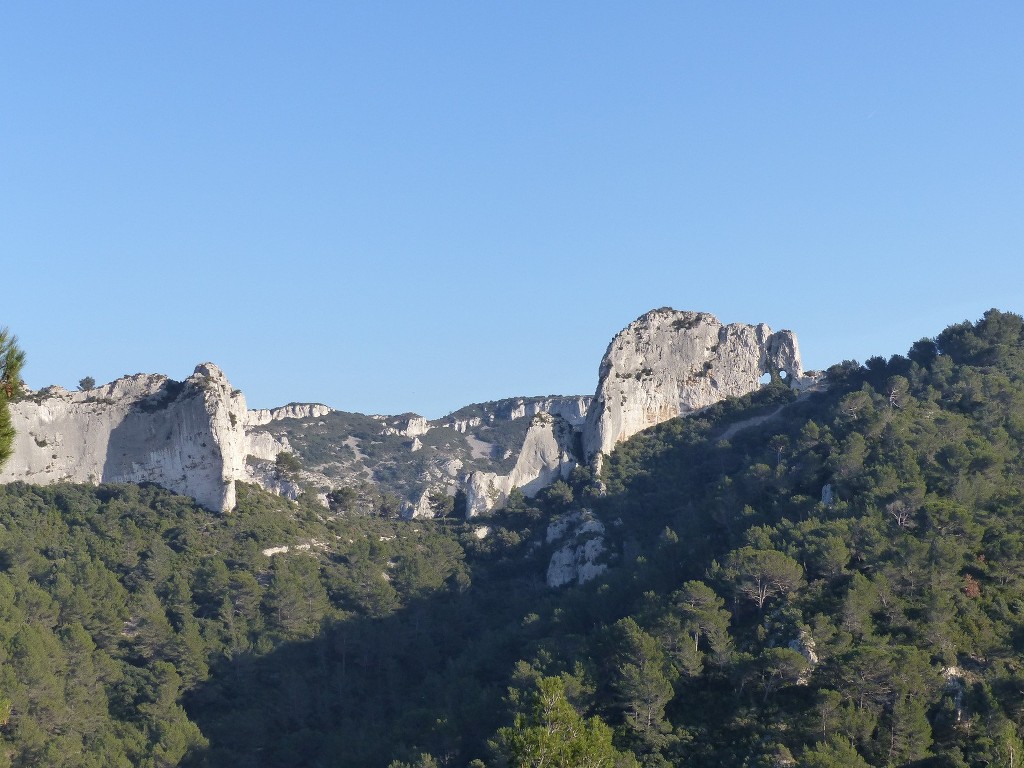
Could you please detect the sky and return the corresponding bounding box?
[2,3,1023,418]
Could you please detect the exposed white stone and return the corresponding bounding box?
[787,630,819,684]
[246,403,332,427]
[582,309,803,460]
[382,415,431,437]
[2,364,249,512]
[449,417,483,433]
[943,667,966,722]
[493,397,592,427]
[547,547,579,588]
[464,413,577,518]
[547,511,583,544]
[411,488,435,519]
[465,435,495,460]
[546,514,608,588]
[821,483,835,506]
[245,459,303,501]
[262,540,326,557]
[246,431,292,462]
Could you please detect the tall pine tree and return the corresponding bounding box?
[0,327,24,469]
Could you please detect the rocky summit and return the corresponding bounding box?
[0,309,805,515]
[581,308,803,460]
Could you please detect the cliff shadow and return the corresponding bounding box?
[102,380,192,485]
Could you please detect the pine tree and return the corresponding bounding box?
[801,736,872,768]
[0,327,25,469]
[492,677,638,768]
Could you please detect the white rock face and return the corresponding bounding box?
[245,459,303,501]
[493,397,592,427]
[1,363,248,512]
[546,511,608,588]
[464,413,577,518]
[449,417,483,434]
[582,309,802,459]
[382,415,431,437]
[246,431,292,462]
[411,490,431,519]
[245,403,332,427]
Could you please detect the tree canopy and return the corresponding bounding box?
[0,327,24,469]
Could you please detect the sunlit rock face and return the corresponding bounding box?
[582,309,802,460]
[1,364,248,512]
[464,413,578,518]
[0,308,804,517]
[245,403,332,427]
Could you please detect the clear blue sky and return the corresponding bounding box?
[3,3,1022,418]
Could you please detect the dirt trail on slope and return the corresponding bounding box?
[715,379,827,442]
[717,405,788,441]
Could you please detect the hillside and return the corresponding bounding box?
[0,310,1022,766]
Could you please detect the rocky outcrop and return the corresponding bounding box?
[246,431,292,462]
[490,397,591,427]
[245,458,303,501]
[788,629,819,684]
[382,415,430,437]
[246,403,331,427]
[439,396,593,433]
[546,510,608,587]
[1,364,248,512]
[465,413,578,517]
[582,309,802,460]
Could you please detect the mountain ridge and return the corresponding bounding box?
[1,308,806,515]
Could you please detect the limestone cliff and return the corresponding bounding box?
[439,396,592,433]
[0,364,248,512]
[582,309,802,460]
[0,308,804,518]
[246,403,332,427]
[464,413,578,517]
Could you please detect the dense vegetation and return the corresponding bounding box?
[0,329,25,469]
[2,310,1024,766]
